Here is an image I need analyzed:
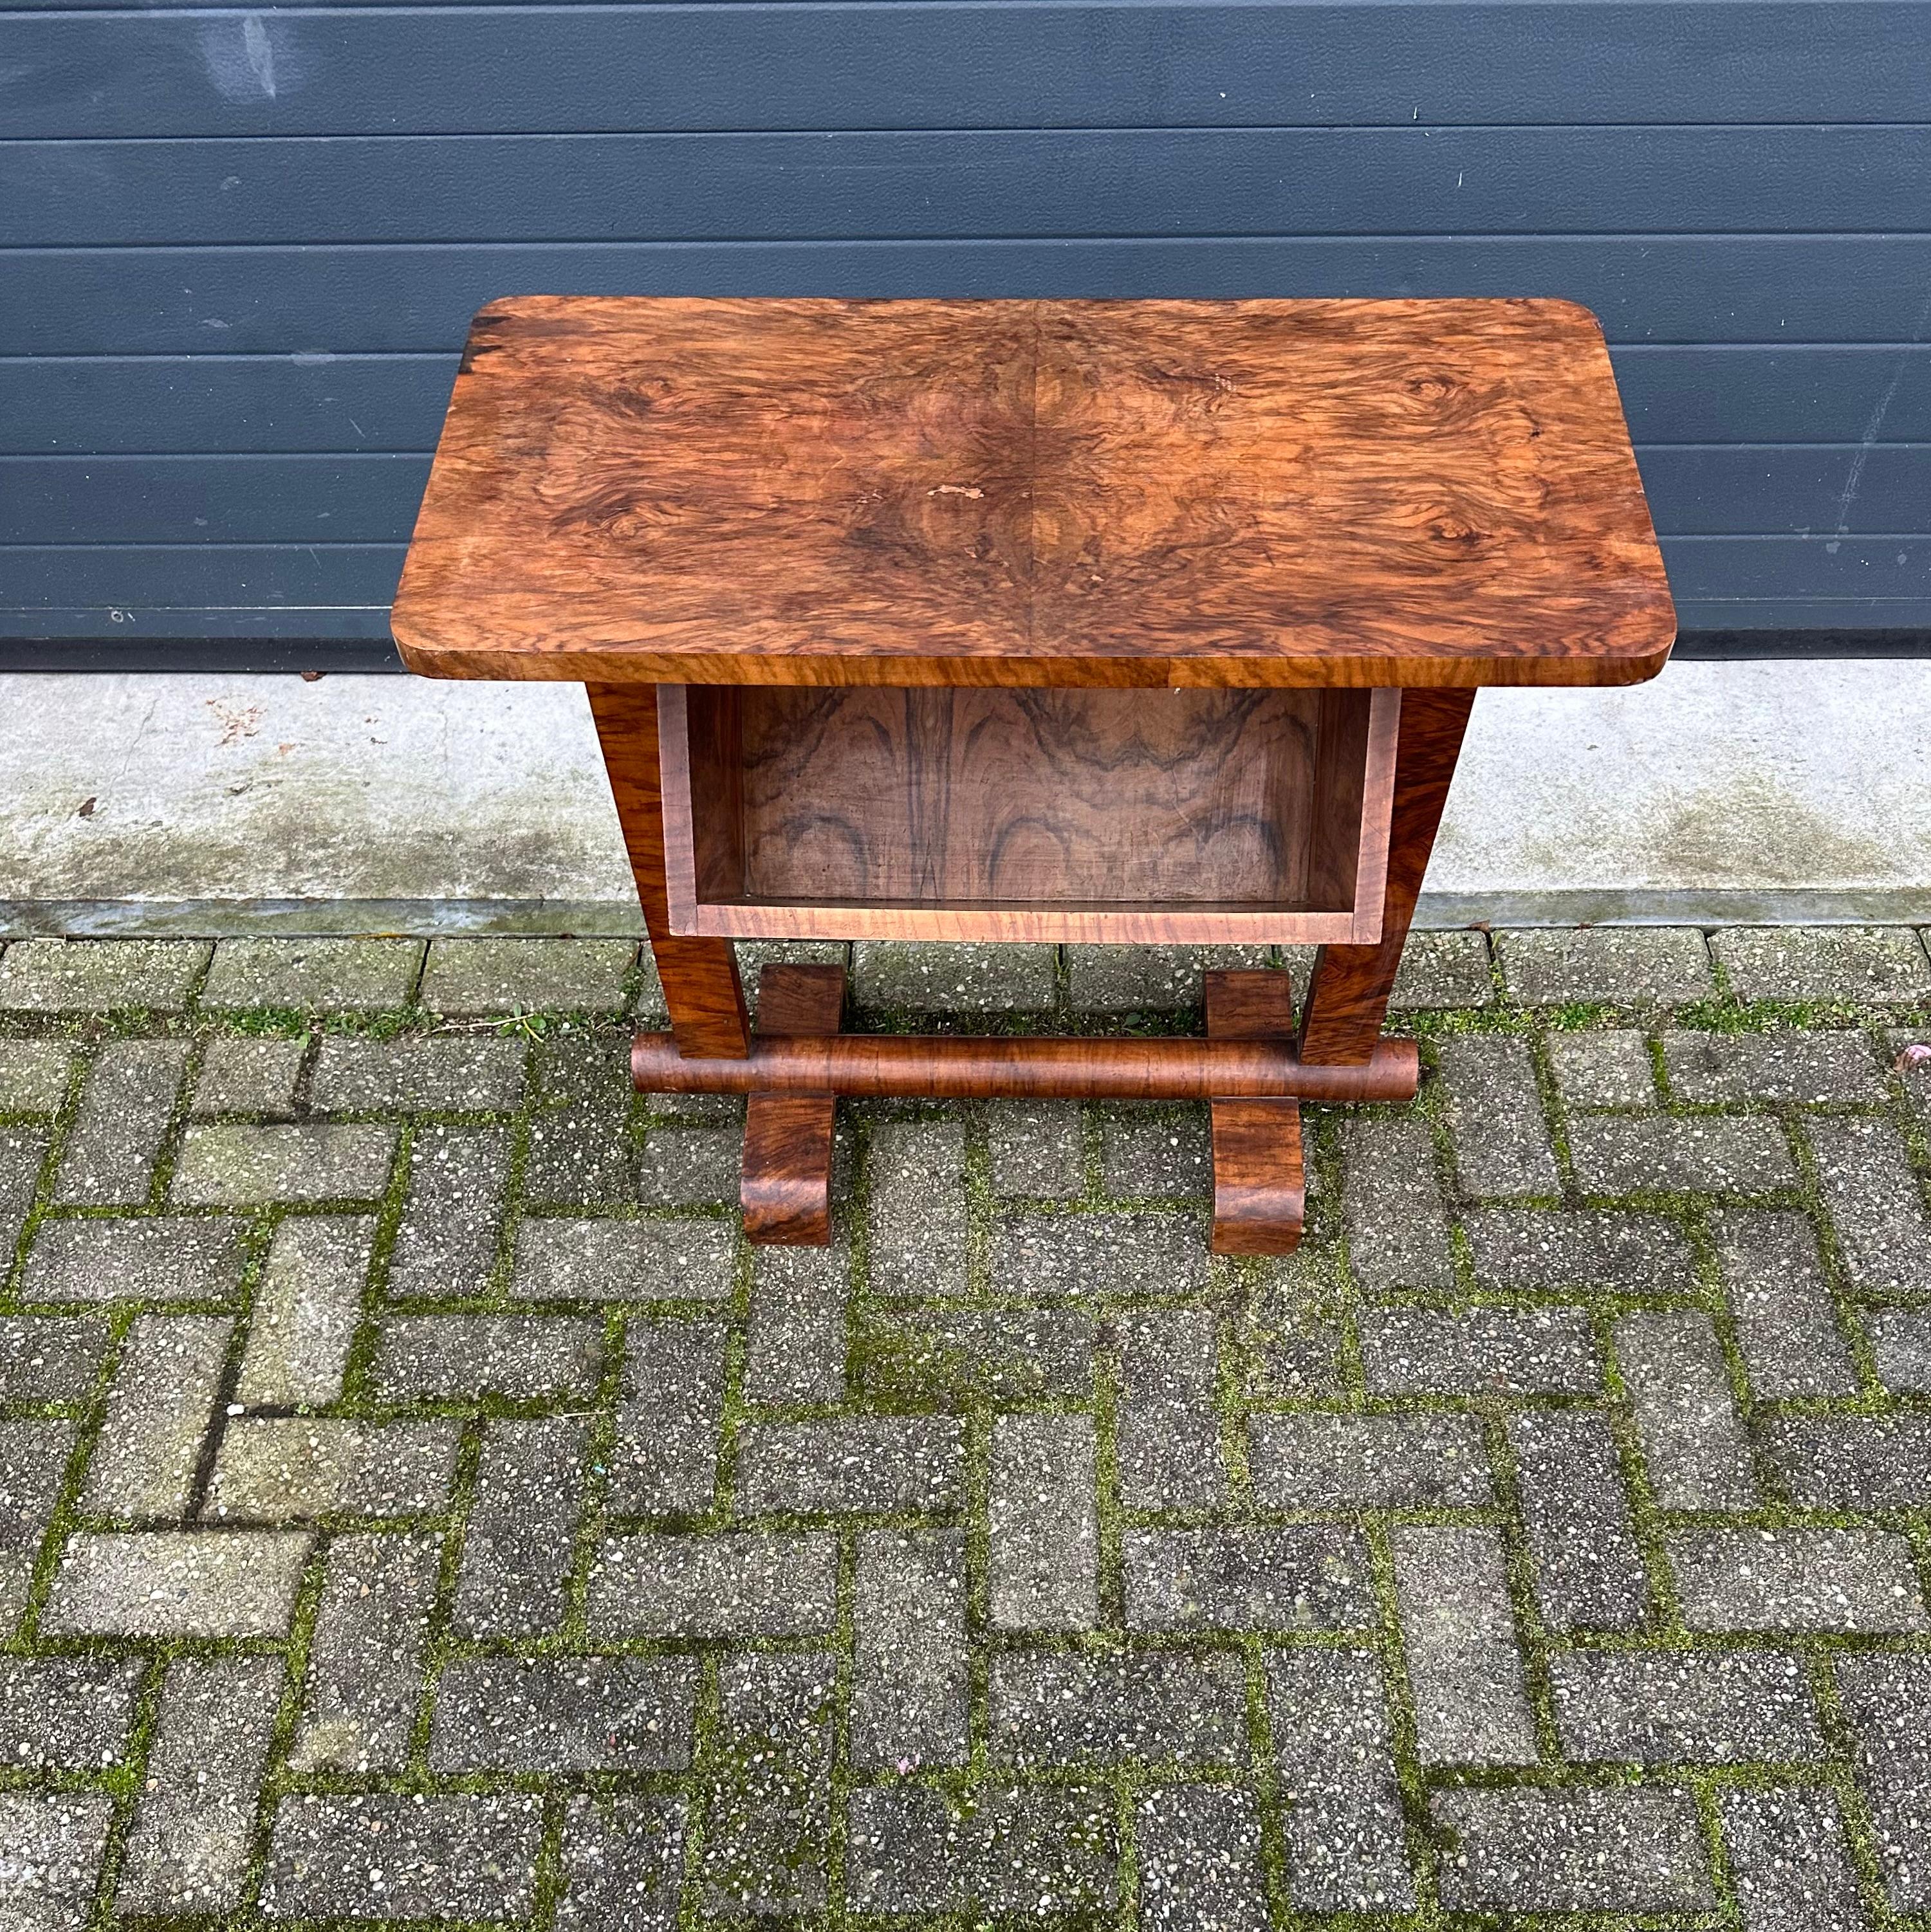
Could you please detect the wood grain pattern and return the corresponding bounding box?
[395,297,1674,690]
[582,681,750,1059]
[1297,686,1478,1065]
[1209,1101,1306,1256]
[739,962,845,1247]
[629,1031,1419,1103]
[1205,970,1304,1254]
[658,682,1398,944]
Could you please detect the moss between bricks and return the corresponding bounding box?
[0,935,1924,1928]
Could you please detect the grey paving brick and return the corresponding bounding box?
[0,1792,113,1929]
[201,936,423,1011]
[1869,1307,1931,1392]
[371,1311,604,1400]
[1343,1118,1454,1290]
[0,1123,46,1260]
[1836,1652,1931,1909]
[0,1040,73,1113]
[1438,1034,1561,1199]
[1066,943,1271,1011]
[559,1796,685,1932]
[1432,1785,1715,1912]
[310,1033,526,1111]
[1665,1026,1887,1103]
[0,1656,141,1769]
[384,1123,510,1296]
[860,1306,1094,1408]
[990,1413,1098,1630]
[524,1026,636,1206]
[432,1655,699,1772]
[1672,1527,1927,1633]
[1571,1110,1797,1194]
[0,937,207,1013]
[1391,928,1493,1009]
[1716,924,1931,1003]
[1116,1305,1223,1510]
[1548,1028,1656,1110]
[118,1653,282,1915]
[739,1415,965,1516]
[290,1531,439,1772]
[455,1415,587,1636]
[53,1038,188,1206]
[1135,1785,1270,1932]
[845,1785,1116,1915]
[1812,1115,1931,1295]
[1362,1305,1601,1395]
[636,1123,738,1206]
[83,1314,230,1518]
[44,1529,310,1636]
[852,1527,969,1772]
[0,1315,108,1401]
[990,1649,1247,1766]
[1506,1409,1650,1630]
[514,1214,739,1302]
[1125,1525,1374,1632]
[0,1422,75,1627]
[1391,1523,1536,1766]
[236,1215,371,1408]
[992,1208,1208,1299]
[191,1033,306,1118]
[1464,1205,1695,1292]
[21,1216,246,1305]
[421,935,636,1015]
[869,1119,968,1297]
[172,1121,396,1204]
[1496,925,1713,1006]
[263,1793,542,1922]
[1243,1247,1345,1397]
[1250,1410,1492,1507]
[1897,1022,1931,1118]
[1102,1106,1213,1199]
[1552,1648,1824,1762]
[986,1099,1086,1199]
[610,1319,724,1517]
[1615,1310,1757,1509]
[1712,1209,1858,1398]
[702,1651,835,1916]
[207,1417,461,1521]
[590,1531,837,1637]
[851,939,1058,1013]
[1268,1646,1415,1911]
[1762,1415,1931,1509]
[746,1239,848,1404]
[1719,1787,1871,1932]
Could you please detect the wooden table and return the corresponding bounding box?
[394,297,1674,1255]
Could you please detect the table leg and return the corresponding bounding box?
[1205,970,1304,1255]
[585,683,750,1059]
[740,963,845,1245]
[1297,687,1476,1066]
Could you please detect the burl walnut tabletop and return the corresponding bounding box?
[394,295,1675,1258]
[391,295,1674,690]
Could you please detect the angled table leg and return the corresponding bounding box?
[1205,970,1304,1256]
[1297,687,1476,1067]
[741,963,846,1246]
[584,683,750,1060]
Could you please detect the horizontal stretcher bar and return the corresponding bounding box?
[631,1031,1419,1104]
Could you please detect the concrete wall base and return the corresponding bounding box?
[6,659,1925,934]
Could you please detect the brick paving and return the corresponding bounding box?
[0,926,1925,1926]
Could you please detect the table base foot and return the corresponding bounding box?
[1210,1097,1305,1255]
[737,962,845,1248]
